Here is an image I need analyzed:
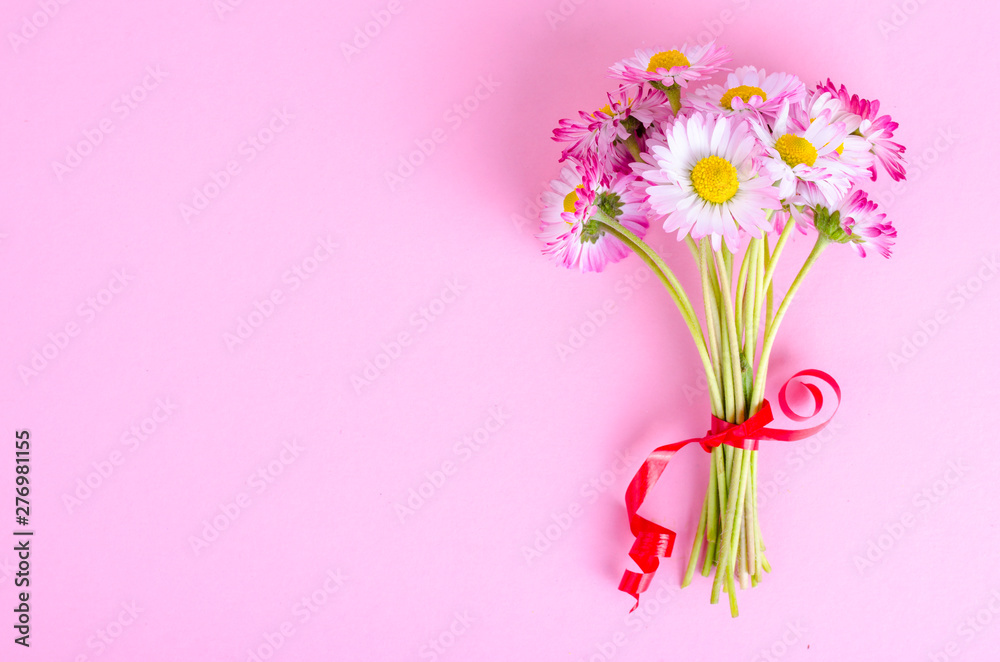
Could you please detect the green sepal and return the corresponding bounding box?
[812,205,852,244]
[740,351,754,411]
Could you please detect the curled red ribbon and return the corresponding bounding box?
[618,369,842,610]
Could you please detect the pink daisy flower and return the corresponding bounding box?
[609,42,731,90]
[813,80,907,182]
[801,90,875,180]
[802,187,897,258]
[638,112,781,252]
[690,66,806,120]
[552,85,672,181]
[537,164,650,273]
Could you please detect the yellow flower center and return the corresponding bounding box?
[646,50,690,72]
[562,186,583,215]
[774,134,818,168]
[599,104,612,115]
[690,156,739,204]
[719,85,767,111]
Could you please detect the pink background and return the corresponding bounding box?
[2,0,999,660]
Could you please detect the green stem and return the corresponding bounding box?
[749,240,766,365]
[745,244,766,580]
[665,85,682,114]
[709,251,747,613]
[711,443,745,609]
[727,449,753,575]
[713,249,745,423]
[686,238,728,585]
[624,134,642,162]
[750,235,829,410]
[684,235,700,262]
[698,240,723,409]
[762,214,796,299]
[738,507,750,589]
[734,242,752,346]
[743,476,755,582]
[717,282,735,424]
[743,240,760,362]
[709,244,762,616]
[683,483,709,587]
[714,450,729,564]
[688,249,726,585]
[764,236,775,333]
[701,450,720,576]
[751,451,763,580]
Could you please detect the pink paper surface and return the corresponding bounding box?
[2,1,998,660]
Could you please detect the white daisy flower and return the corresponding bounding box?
[754,104,852,205]
[639,112,781,251]
[610,42,731,90]
[537,163,650,272]
[690,66,806,120]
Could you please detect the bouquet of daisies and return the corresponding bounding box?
[538,42,905,616]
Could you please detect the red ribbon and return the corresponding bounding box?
[618,369,842,610]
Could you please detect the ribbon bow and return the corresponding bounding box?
[618,369,842,610]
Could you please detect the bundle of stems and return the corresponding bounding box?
[592,208,828,617]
